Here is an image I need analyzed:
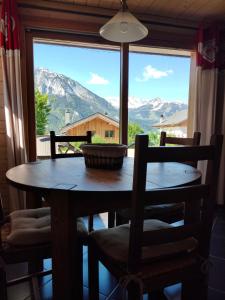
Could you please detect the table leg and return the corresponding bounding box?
[50,190,83,300]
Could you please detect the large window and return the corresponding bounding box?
[32,38,191,159]
[128,46,191,149]
[33,41,120,157]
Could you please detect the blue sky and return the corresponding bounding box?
[34,43,190,103]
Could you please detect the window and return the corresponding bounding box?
[128,46,191,150]
[33,40,120,158]
[105,130,114,138]
[30,35,191,160]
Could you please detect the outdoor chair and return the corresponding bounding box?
[88,133,223,300]
[0,192,88,300]
[115,131,201,226]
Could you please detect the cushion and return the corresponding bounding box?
[90,219,197,264]
[5,207,87,246]
[118,203,184,221]
[10,207,51,219]
[144,203,184,216]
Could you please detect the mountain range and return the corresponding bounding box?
[34,68,188,133]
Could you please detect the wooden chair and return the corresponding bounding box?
[0,192,51,300]
[0,192,88,300]
[115,131,201,226]
[160,131,201,167]
[88,134,223,300]
[50,130,95,232]
[50,130,92,159]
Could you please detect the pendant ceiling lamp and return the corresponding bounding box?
[99,0,148,43]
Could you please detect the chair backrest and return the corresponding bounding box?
[160,131,201,167]
[160,131,201,147]
[128,134,223,274]
[50,131,92,159]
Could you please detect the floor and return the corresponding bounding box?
[5,208,225,300]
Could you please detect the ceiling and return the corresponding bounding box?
[42,0,225,23]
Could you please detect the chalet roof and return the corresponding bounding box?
[152,110,187,128]
[61,112,119,133]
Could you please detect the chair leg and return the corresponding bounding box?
[88,243,99,300]
[182,274,208,300]
[0,266,7,300]
[31,277,41,300]
[108,211,115,228]
[148,289,168,300]
[77,243,84,300]
[88,215,94,232]
[28,259,43,274]
[127,281,142,300]
[115,213,128,226]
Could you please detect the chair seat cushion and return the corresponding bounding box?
[4,207,87,246]
[90,219,197,264]
[118,203,184,222]
[144,203,184,216]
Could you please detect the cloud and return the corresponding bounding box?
[136,65,173,81]
[87,73,109,85]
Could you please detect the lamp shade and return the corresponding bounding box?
[100,9,148,43]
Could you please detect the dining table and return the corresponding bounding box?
[6,156,201,300]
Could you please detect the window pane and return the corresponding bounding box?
[105,130,115,138]
[128,47,190,155]
[33,41,120,158]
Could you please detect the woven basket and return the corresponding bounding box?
[80,144,127,170]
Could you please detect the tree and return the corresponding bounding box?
[71,135,107,150]
[92,134,107,144]
[128,122,144,145]
[148,131,160,146]
[35,90,51,135]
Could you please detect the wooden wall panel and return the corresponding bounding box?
[18,1,197,50]
[21,0,225,22]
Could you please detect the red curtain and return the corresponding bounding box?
[197,24,225,70]
[0,0,20,50]
[0,0,26,210]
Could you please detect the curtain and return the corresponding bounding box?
[0,0,27,210]
[189,24,225,204]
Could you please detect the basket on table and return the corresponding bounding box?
[80,144,128,170]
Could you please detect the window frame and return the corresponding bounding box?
[25,30,124,160]
[24,30,192,161]
[105,130,115,138]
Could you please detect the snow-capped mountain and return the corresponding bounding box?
[35,68,118,132]
[105,95,186,111]
[105,96,152,109]
[34,68,188,132]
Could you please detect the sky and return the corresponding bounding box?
[34,43,190,104]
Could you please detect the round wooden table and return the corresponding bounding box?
[6,156,201,192]
[6,157,201,300]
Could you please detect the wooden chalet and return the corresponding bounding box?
[61,113,119,143]
[152,110,188,137]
